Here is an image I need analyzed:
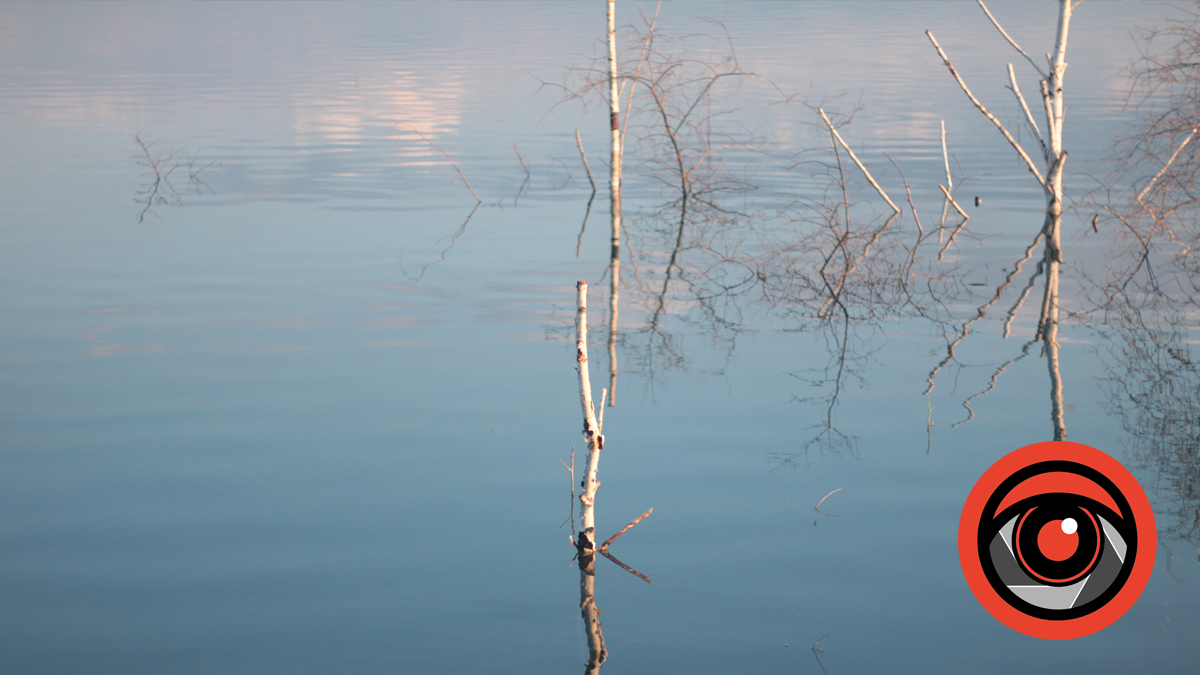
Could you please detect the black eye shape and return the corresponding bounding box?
[977,462,1137,621]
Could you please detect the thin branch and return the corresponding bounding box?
[513,143,531,206]
[1004,257,1045,338]
[941,120,952,232]
[403,201,480,282]
[1008,63,1048,159]
[817,108,901,213]
[941,120,953,193]
[953,339,1037,428]
[1137,126,1199,204]
[600,507,653,549]
[576,129,597,194]
[560,446,577,536]
[926,31,1047,190]
[884,151,923,237]
[401,124,481,202]
[977,0,1050,79]
[812,633,832,675]
[814,488,843,517]
[598,548,653,584]
[937,184,971,260]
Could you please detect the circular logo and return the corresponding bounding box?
[959,441,1156,639]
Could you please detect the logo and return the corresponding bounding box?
[959,441,1155,639]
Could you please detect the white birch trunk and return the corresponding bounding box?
[607,295,617,407]
[607,0,622,346]
[1043,257,1066,440]
[576,281,603,553]
[1040,0,1071,441]
[1043,1,1071,264]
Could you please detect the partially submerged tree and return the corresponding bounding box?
[1088,3,1200,545]
[925,0,1078,439]
[570,280,652,673]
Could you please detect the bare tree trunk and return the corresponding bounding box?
[607,0,622,366]
[607,298,618,407]
[577,279,610,672]
[1042,255,1066,441]
[579,551,607,673]
[576,281,603,554]
[1043,1,1071,262]
[930,0,1076,440]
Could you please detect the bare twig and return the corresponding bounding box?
[576,131,598,258]
[814,488,843,517]
[598,548,653,584]
[513,143,531,206]
[600,507,653,549]
[401,124,481,202]
[576,129,597,194]
[402,201,480,282]
[953,339,1038,428]
[1004,257,1045,338]
[926,31,1047,190]
[884,151,923,237]
[941,120,953,193]
[1008,63,1048,159]
[937,184,971,260]
[597,388,607,435]
[134,133,211,223]
[1137,126,1199,204]
[977,0,1050,79]
[559,446,577,536]
[812,633,832,675]
[940,120,952,232]
[817,108,901,214]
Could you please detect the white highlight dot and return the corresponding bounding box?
[1062,518,1078,535]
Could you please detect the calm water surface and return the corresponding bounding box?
[2,2,1198,673]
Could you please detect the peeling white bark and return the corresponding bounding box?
[576,281,603,553]
[608,0,622,337]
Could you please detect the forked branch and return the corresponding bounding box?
[926,31,1047,190]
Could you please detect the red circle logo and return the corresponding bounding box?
[959,441,1156,639]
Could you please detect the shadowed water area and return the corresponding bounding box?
[2,2,1199,673]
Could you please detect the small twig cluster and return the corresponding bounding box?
[133,133,212,223]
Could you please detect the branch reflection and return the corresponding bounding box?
[577,546,607,674]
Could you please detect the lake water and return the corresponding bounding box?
[2,2,1199,673]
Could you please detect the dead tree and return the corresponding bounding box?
[926,0,1077,439]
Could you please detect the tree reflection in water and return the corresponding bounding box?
[1089,2,1200,548]
[559,3,1200,669]
[1099,305,1200,546]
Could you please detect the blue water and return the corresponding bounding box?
[2,2,1197,673]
